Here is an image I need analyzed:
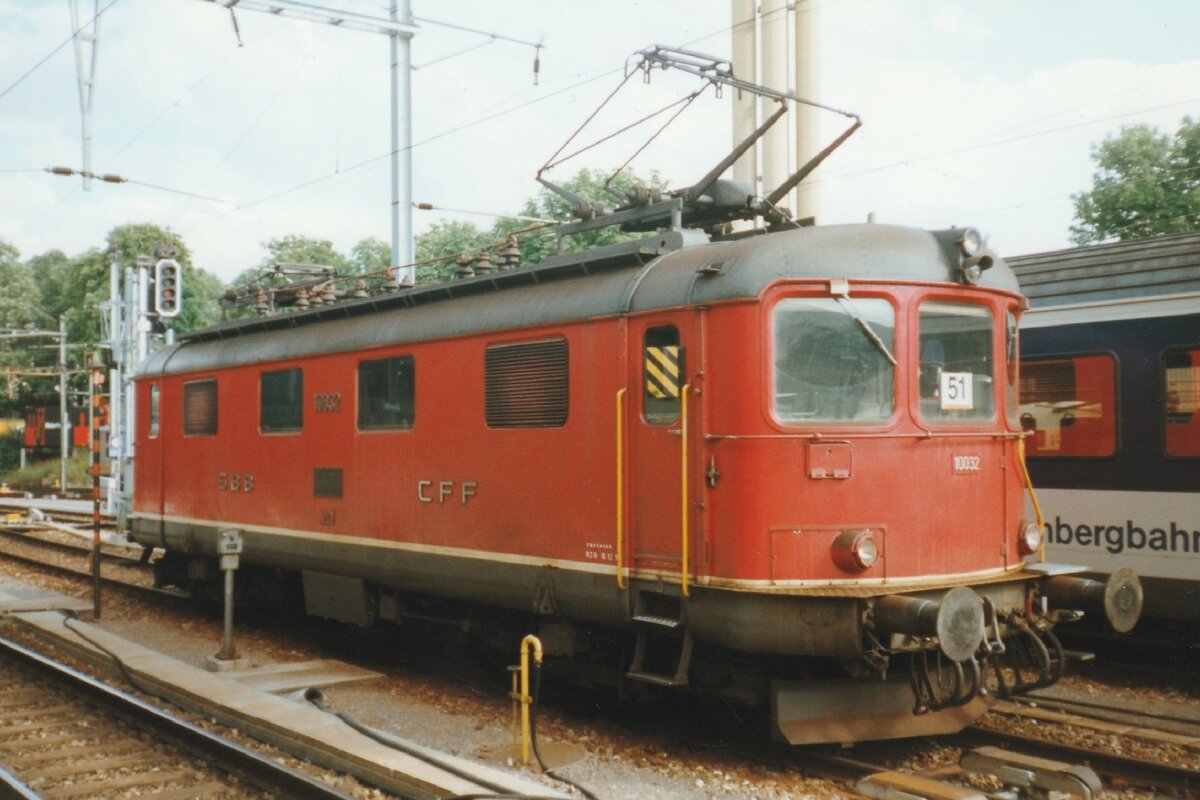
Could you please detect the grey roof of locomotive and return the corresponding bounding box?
[139,223,1019,378]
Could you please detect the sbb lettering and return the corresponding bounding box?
[417,479,478,505]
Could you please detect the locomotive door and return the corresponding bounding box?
[626,314,702,582]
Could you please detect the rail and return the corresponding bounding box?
[0,632,356,800]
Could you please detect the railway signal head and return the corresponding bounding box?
[154,258,183,318]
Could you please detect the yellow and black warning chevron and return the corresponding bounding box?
[645,345,680,399]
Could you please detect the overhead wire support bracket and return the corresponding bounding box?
[634,44,863,220]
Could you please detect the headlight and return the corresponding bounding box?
[832,529,880,572]
[959,254,994,285]
[1018,519,1043,555]
[958,228,983,257]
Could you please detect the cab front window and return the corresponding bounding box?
[918,301,995,421]
[773,297,895,422]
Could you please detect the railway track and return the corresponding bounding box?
[960,723,1199,796]
[0,527,183,608]
[4,521,1196,799]
[0,632,357,799]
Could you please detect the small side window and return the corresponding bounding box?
[358,355,415,430]
[1164,347,1200,457]
[644,326,684,425]
[149,384,160,438]
[261,368,303,433]
[182,378,217,437]
[1019,355,1116,457]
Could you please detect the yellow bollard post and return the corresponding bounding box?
[518,634,543,766]
[508,664,520,761]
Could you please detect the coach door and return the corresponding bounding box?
[626,315,703,586]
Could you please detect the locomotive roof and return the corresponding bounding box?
[140,223,1019,377]
[1008,230,1200,307]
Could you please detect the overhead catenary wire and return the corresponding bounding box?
[181,64,625,237]
[43,166,235,205]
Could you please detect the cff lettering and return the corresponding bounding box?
[1046,517,1199,555]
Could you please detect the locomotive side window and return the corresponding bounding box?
[1164,347,1200,457]
[484,338,568,428]
[182,378,217,436]
[149,384,160,438]
[773,298,895,422]
[644,326,684,424]
[260,368,303,433]
[1019,354,1116,457]
[918,302,995,422]
[358,355,415,430]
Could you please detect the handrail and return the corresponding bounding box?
[680,383,691,598]
[1016,437,1046,561]
[615,388,627,590]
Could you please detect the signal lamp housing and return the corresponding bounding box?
[154,258,183,318]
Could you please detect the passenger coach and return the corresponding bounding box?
[1013,232,1200,623]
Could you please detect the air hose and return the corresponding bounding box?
[527,661,600,800]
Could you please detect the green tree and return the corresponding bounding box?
[412,168,669,279]
[414,221,495,282]
[260,234,351,275]
[349,237,391,276]
[0,240,48,409]
[507,167,668,265]
[0,241,42,330]
[1070,117,1200,244]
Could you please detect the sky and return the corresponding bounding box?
[1,0,1198,283]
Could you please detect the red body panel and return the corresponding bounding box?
[134,280,1027,590]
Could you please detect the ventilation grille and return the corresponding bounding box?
[485,339,568,428]
[313,468,343,499]
[182,379,217,436]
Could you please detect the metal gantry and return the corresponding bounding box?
[68,0,101,191]
[196,0,541,285]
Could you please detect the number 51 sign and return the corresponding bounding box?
[940,371,974,410]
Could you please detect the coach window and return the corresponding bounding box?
[1164,347,1200,457]
[484,338,568,428]
[358,355,415,430]
[182,378,217,436]
[261,368,303,433]
[918,302,995,422]
[1019,354,1116,457]
[149,384,160,438]
[773,297,895,422]
[644,326,684,424]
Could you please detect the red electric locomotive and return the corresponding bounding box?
[130,216,1143,743]
[130,48,1143,744]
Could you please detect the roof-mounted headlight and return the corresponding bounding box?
[959,254,994,285]
[958,227,983,257]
